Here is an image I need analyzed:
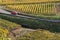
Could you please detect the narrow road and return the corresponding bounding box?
[0,8,60,22]
[0,9,11,14]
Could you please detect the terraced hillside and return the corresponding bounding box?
[6,3,57,16]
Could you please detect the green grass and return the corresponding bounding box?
[34,15,60,20]
[0,14,60,32]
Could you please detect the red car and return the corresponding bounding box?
[11,11,17,15]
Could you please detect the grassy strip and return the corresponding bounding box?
[35,15,60,20]
[0,14,60,32]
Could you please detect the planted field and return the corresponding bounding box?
[6,3,57,16]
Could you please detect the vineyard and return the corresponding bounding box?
[6,2,57,16]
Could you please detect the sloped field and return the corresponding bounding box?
[6,3,57,16]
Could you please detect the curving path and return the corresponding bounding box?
[0,8,60,22]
